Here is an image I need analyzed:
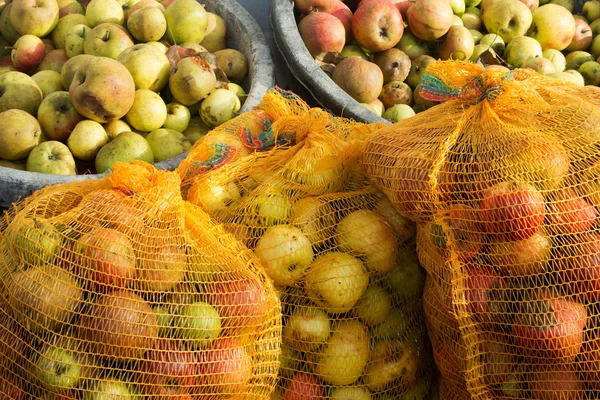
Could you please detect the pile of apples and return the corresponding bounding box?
[0,180,276,399]
[0,0,249,176]
[295,0,600,122]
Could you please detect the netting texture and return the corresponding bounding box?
[363,60,600,399]
[177,89,436,400]
[0,161,281,399]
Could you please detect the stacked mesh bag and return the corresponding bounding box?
[363,60,600,399]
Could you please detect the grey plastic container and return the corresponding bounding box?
[271,0,390,125]
[0,0,275,209]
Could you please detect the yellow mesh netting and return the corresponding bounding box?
[0,161,281,399]
[363,60,600,399]
[177,89,436,399]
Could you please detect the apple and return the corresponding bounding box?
[373,48,410,84]
[482,0,532,44]
[60,53,92,89]
[332,57,383,103]
[103,119,130,137]
[329,386,370,400]
[584,0,600,21]
[565,50,595,70]
[69,56,135,123]
[479,33,506,54]
[395,29,429,59]
[405,54,435,89]
[173,301,221,348]
[127,6,166,42]
[289,196,336,247]
[363,340,419,392]
[67,120,110,160]
[407,0,453,40]
[200,12,226,52]
[0,109,42,160]
[304,251,369,313]
[336,209,398,273]
[298,11,345,57]
[549,70,585,85]
[196,338,252,398]
[548,0,574,12]
[125,0,165,20]
[315,320,370,386]
[462,12,482,30]
[486,230,551,276]
[546,188,597,236]
[0,71,43,116]
[117,43,170,92]
[522,55,556,74]
[283,372,324,400]
[164,0,208,44]
[34,345,81,391]
[0,4,20,45]
[74,226,136,290]
[542,48,566,71]
[32,70,64,97]
[58,0,84,17]
[527,4,575,51]
[51,13,86,50]
[553,233,600,302]
[352,0,403,52]
[78,289,158,360]
[0,307,29,372]
[385,246,424,300]
[439,25,475,60]
[81,378,132,400]
[11,34,45,71]
[367,97,384,116]
[504,36,542,68]
[11,0,59,37]
[169,56,217,106]
[26,141,77,175]
[5,217,62,266]
[214,48,247,83]
[199,88,241,128]
[529,364,584,400]
[480,181,545,241]
[64,24,90,58]
[83,23,134,59]
[37,91,84,142]
[124,88,167,132]
[566,18,592,52]
[0,373,26,399]
[6,263,83,333]
[353,284,391,325]
[254,224,314,286]
[144,128,191,162]
[186,179,241,218]
[579,60,600,85]
[85,0,124,27]
[283,305,331,351]
[137,339,197,398]
[36,48,68,73]
[591,35,600,58]
[249,190,293,227]
[162,102,190,132]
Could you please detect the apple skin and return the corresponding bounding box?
[407,0,454,40]
[37,91,84,142]
[294,0,339,14]
[553,233,600,302]
[85,0,124,28]
[480,181,545,242]
[164,0,208,44]
[83,23,134,60]
[298,11,345,57]
[566,18,593,52]
[36,49,68,73]
[58,0,85,17]
[546,188,597,236]
[11,34,46,71]
[529,364,584,400]
[34,346,82,391]
[482,0,533,44]
[486,230,551,277]
[328,1,353,42]
[352,0,404,52]
[26,141,77,175]
[332,57,383,104]
[283,372,325,400]
[0,71,43,116]
[527,4,575,51]
[10,0,60,37]
[51,13,87,50]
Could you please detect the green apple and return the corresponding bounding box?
[146,40,168,53]
[27,141,77,175]
[6,217,62,267]
[466,5,481,16]
[341,44,370,60]
[153,305,174,337]
[144,128,191,162]
[162,102,191,132]
[0,109,41,160]
[591,35,600,58]
[353,285,392,326]
[504,36,542,67]
[252,190,293,226]
[549,0,574,12]
[591,18,600,35]
[82,378,132,400]
[182,116,210,144]
[117,43,170,91]
[125,89,167,132]
[395,29,429,60]
[164,0,208,44]
[95,131,154,173]
[36,48,69,73]
[103,119,130,138]
[200,12,226,53]
[85,0,124,27]
[565,50,595,70]
[583,0,600,22]
[330,386,372,400]
[479,33,505,53]
[67,120,110,160]
[383,103,416,122]
[450,0,466,16]
[127,6,166,42]
[542,48,566,71]
[58,0,85,17]
[60,53,93,90]
[83,22,134,59]
[405,54,436,89]
[65,24,91,58]
[226,82,246,107]
[465,0,482,6]
[482,0,533,44]
[470,29,483,44]
[0,4,20,45]
[527,4,576,51]
[283,306,331,352]
[35,345,81,390]
[169,56,217,105]
[579,60,600,85]
[200,88,241,128]
[0,71,43,115]
[31,70,64,98]
[37,91,83,142]
[462,12,482,30]
[174,301,221,348]
[11,0,59,37]
[52,13,87,49]
[451,14,464,25]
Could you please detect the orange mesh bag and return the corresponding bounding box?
[362,60,600,399]
[0,161,281,399]
[181,94,437,400]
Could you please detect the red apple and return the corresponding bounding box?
[463,266,506,324]
[553,232,600,301]
[431,336,468,389]
[0,372,26,399]
[196,338,252,398]
[529,364,584,400]
[480,181,545,241]
[36,49,68,73]
[294,0,340,14]
[74,227,136,291]
[391,0,410,19]
[0,306,29,371]
[283,372,325,400]
[138,339,198,398]
[546,188,597,236]
[328,1,353,42]
[77,189,145,237]
[203,272,270,335]
[566,19,593,52]
[11,34,46,71]
[486,230,552,277]
[512,290,587,363]
[352,0,403,52]
[407,0,453,41]
[298,11,346,57]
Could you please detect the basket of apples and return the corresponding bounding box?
[271,0,598,125]
[0,0,275,208]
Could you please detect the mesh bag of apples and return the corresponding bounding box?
[0,161,281,399]
[178,89,437,399]
[362,60,600,399]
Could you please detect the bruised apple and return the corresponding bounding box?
[486,230,551,276]
[332,57,384,104]
[298,11,345,57]
[352,0,404,52]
